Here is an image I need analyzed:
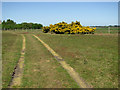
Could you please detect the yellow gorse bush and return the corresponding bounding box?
[42,21,96,34]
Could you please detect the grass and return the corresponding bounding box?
[0,24,2,29]
[21,34,79,88]
[35,32,118,88]
[95,27,118,34]
[2,31,22,88]
[2,30,118,88]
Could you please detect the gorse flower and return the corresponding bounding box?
[43,21,96,34]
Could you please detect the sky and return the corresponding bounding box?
[2,2,118,26]
[1,0,120,2]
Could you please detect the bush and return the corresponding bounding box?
[42,21,96,34]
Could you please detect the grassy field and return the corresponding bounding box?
[2,31,22,88]
[35,32,118,88]
[95,27,118,34]
[21,34,79,88]
[2,30,118,88]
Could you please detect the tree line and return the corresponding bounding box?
[2,19,43,30]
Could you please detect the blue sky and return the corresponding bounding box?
[2,2,118,26]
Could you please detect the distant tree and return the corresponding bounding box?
[28,23,33,29]
[114,25,118,27]
[2,20,6,30]
[2,19,16,30]
[2,19,43,30]
[38,24,43,29]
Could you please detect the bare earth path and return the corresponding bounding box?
[9,34,25,88]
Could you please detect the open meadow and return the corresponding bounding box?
[1,1,119,88]
[2,28,118,88]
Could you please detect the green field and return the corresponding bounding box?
[2,30,118,88]
[21,34,79,88]
[95,27,118,34]
[2,32,22,87]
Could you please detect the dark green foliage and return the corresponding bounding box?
[0,24,2,30]
[2,19,43,30]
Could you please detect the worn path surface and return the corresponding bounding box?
[9,34,26,88]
